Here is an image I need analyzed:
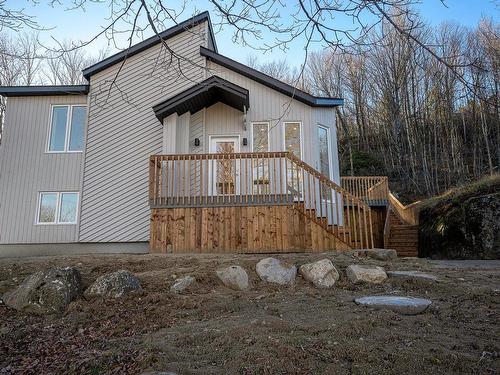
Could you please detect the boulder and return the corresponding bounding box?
[353,249,397,261]
[256,258,296,286]
[4,267,81,314]
[170,276,196,293]
[387,270,439,283]
[346,265,387,284]
[354,295,432,315]
[299,259,339,288]
[85,270,141,298]
[216,266,250,291]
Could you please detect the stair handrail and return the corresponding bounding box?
[285,152,374,249]
[388,192,420,225]
[286,153,373,211]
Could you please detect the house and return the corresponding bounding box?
[0,12,418,257]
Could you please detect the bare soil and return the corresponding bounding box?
[0,253,498,375]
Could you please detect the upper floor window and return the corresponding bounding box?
[48,105,87,152]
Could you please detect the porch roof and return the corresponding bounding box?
[152,75,249,122]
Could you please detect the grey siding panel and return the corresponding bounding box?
[0,96,87,244]
[189,110,204,154]
[205,62,338,177]
[79,22,208,242]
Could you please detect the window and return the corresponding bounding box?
[283,122,302,158]
[48,105,87,152]
[251,122,269,152]
[283,122,303,194]
[251,122,270,194]
[37,192,79,224]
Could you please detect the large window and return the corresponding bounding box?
[251,122,270,194]
[283,122,301,158]
[251,122,269,152]
[283,122,302,194]
[48,105,87,152]
[37,192,79,224]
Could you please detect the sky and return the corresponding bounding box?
[4,0,499,66]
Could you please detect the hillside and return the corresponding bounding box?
[419,175,500,259]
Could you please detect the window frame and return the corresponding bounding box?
[35,191,80,225]
[317,124,334,179]
[250,121,270,152]
[282,121,304,159]
[46,104,87,153]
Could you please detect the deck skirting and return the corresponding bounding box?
[150,205,351,253]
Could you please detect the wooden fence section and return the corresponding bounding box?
[340,176,389,206]
[150,205,352,253]
[149,152,374,251]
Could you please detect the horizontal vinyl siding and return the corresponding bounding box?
[0,96,87,244]
[79,22,208,242]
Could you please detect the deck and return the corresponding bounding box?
[149,152,420,256]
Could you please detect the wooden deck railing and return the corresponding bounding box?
[340,176,389,205]
[149,152,374,249]
[388,192,420,225]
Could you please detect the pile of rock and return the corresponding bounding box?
[3,267,142,315]
[3,248,435,316]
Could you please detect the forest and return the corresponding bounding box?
[1,12,498,202]
[250,16,499,201]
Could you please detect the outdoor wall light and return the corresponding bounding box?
[242,138,248,146]
[194,138,200,147]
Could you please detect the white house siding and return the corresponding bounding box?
[206,61,339,184]
[79,22,209,242]
[0,95,87,244]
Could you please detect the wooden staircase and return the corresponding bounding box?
[385,210,419,257]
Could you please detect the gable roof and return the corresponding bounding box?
[0,85,89,97]
[200,47,344,108]
[82,11,217,80]
[153,75,249,121]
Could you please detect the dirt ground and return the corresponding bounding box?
[0,252,498,375]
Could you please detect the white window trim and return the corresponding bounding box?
[282,121,304,159]
[35,191,80,225]
[250,122,270,152]
[46,104,87,153]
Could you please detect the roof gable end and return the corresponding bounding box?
[200,46,343,107]
[82,11,217,80]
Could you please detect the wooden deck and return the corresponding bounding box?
[148,152,421,256]
[149,152,374,253]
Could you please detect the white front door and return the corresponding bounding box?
[209,136,240,195]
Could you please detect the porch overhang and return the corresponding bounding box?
[153,75,250,122]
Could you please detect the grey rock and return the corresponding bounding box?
[299,259,339,288]
[346,264,387,284]
[140,372,178,375]
[85,270,141,298]
[256,257,297,286]
[353,249,398,261]
[387,270,439,282]
[170,276,196,293]
[216,266,250,290]
[354,295,432,315]
[4,267,81,314]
